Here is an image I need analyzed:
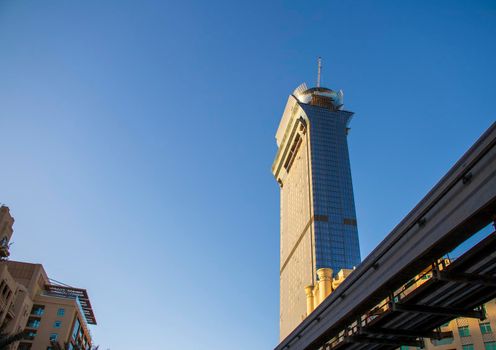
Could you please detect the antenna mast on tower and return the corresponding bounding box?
[317,57,322,87]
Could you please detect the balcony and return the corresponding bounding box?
[17,343,32,350]
[23,330,37,341]
[30,307,44,316]
[26,319,40,329]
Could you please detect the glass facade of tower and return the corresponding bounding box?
[301,104,361,272]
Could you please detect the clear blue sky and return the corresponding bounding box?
[0,1,495,349]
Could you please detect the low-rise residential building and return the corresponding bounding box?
[8,261,95,350]
[0,206,97,350]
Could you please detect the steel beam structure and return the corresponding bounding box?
[390,303,484,319]
[359,327,452,340]
[432,270,496,286]
[344,335,423,348]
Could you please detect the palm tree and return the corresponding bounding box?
[0,319,25,350]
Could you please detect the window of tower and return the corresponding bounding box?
[284,133,302,172]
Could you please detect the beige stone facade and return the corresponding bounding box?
[0,263,29,334]
[273,96,316,340]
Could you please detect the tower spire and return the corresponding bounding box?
[317,57,322,87]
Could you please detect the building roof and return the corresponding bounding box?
[45,284,97,325]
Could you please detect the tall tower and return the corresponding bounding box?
[272,82,361,340]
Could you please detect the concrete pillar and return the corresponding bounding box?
[304,285,315,316]
[317,268,333,303]
[313,284,320,306]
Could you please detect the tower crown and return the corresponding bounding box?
[293,83,344,111]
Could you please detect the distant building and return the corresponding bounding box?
[272,83,361,339]
[0,206,97,350]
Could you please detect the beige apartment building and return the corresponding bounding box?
[9,261,95,350]
[0,206,96,350]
